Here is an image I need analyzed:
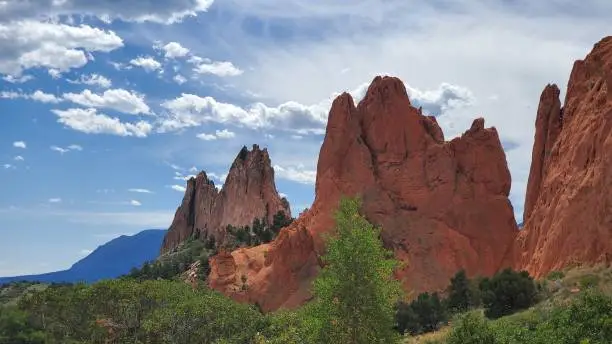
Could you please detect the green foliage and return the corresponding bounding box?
[305,196,403,344]
[446,311,496,344]
[479,268,538,319]
[225,212,294,250]
[16,279,268,343]
[579,274,601,289]
[447,269,474,313]
[546,270,565,280]
[396,292,448,335]
[0,306,45,343]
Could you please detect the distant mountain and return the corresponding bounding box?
[0,229,166,284]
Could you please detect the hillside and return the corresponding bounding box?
[0,229,166,284]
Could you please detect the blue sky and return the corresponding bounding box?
[1,0,610,276]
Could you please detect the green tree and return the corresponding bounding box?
[396,292,448,335]
[447,269,472,313]
[305,196,402,344]
[479,268,537,319]
[446,311,497,344]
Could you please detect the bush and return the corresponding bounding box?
[546,270,565,281]
[446,311,496,344]
[479,269,538,319]
[396,292,448,335]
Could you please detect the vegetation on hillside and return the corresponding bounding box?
[1,197,611,343]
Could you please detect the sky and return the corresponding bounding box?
[0,0,610,276]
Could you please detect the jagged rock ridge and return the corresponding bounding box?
[161,144,291,254]
[209,76,519,312]
[514,36,612,276]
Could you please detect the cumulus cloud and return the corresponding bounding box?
[130,56,162,72]
[196,129,236,140]
[67,74,112,88]
[130,200,142,206]
[30,90,62,104]
[128,188,154,194]
[0,20,123,76]
[50,144,83,154]
[0,0,215,25]
[13,141,26,149]
[52,108,152,137]
[14,156,24,161]
[3,164,13,169]
[193,60,243,77]
[273,164,316,184]
[62,89,150,115]
[158,93,327,134]
[161,42,190,58]
[48,198,62,203]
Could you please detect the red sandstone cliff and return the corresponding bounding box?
[209,76,519,311]
[514,37,612,276]
[161,144,291,254]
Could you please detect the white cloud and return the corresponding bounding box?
[162,42,190,58]
[48,198,62,203]
[30,90,62,104]
[130,56,162,72]
[50,144,82,154]
[2,74,33,83]
[80,249,93,255]
[0,0,215,25]
[14,156,24,161]
[2,90,62,103]
[193,60,243,77]
[0,20,123,76]
[196,133,217,140]
[207,172,227,183]
[128,188,153,194]
[67,73,112,88]
[219,0,612,217]
[3,164,13,169]
[170,184,186,192]
[52,108,152,137]
[63,89,150,115]
[189,166,199,173]
[67,144,83,151]
[173,74,187,84]
[273,164,316,184]
[130,200,142,206]
[196,129,236,140]
[13,141,26,149]
[158,93,327,134]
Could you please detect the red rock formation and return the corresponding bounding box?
[161,144,291,254]
[209,76,519,311]
[514,36,612,276]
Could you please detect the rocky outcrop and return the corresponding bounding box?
[161,145,291,254]
[514,36,612,276]
[209,76,519,311]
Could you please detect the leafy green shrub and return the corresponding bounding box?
[546,270,565,280]
[579,274,601,289]
[479,269,538,319]
[396,292,448,335]
[446,311,496,344]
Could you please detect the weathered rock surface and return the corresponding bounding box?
[209,76,519,311]
[160,145,291,254]
[514,36,612,276]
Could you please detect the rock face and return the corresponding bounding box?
[209,76,519,311]
[160,145,291,254]
[514,37,612,276]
